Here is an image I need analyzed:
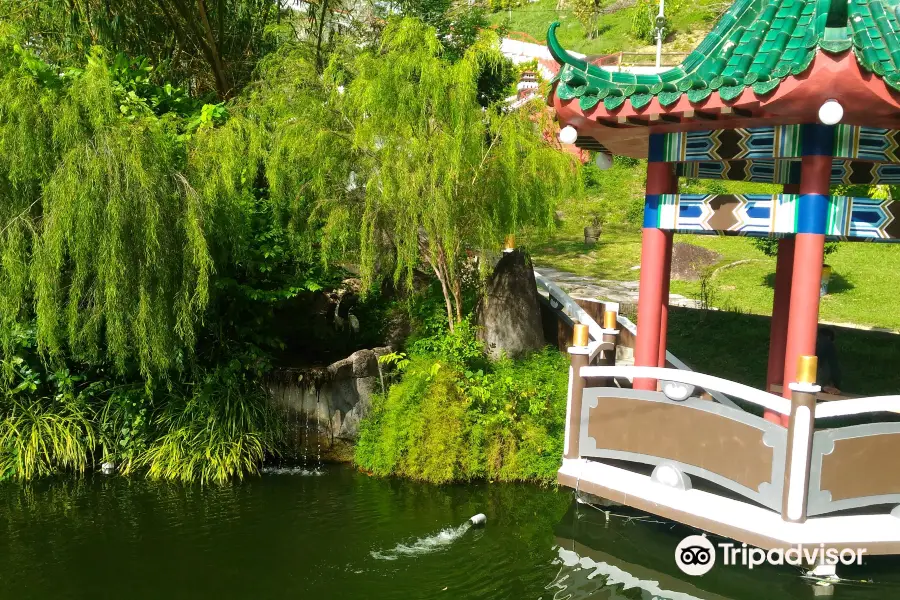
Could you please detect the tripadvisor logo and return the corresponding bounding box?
[675,535,716,576]
[674,535,867,576]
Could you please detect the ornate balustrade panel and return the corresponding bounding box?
[808,422,900,516]
[578,388,787,511]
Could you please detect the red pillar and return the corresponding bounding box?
[635,139,676,390]
[658,230,674,368]
[766,237,796,389]
[764,236,795,423]
[781,125,833,424]
[764,184,799,424]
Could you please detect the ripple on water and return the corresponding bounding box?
[260,466,326,476]
[370,522,472,561]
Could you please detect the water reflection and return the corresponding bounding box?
[4,470,900,599]
[548,498,900,600]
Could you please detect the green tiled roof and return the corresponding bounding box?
[549,0,900,112]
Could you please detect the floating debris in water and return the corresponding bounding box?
[371,522,472,561]
[260,467,325,476]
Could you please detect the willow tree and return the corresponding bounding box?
[335,19,578,330]
[0,41,220,379]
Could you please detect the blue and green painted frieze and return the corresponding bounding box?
[660,125,900,163]
[644,193,900,241]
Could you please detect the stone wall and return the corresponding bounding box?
[267,346,391,461]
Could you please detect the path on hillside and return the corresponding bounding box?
[534,265,701,309]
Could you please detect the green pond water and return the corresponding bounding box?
[2,466,900,599]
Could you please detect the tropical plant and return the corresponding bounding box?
[0,397,97,480]
[355,319,567,484]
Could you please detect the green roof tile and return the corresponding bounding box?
[547,0,900,112]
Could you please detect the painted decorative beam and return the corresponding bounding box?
[662,125,900,163]
[661,126,803,162]
[677,159,900,185]
[644,193,900,241]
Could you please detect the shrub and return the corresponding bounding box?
[752,237,840,258]
[355,323,568,484]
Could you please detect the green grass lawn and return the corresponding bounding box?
[665,309,900,396]
[529,187,900,331]
[532,224,900,331]
[488,0,723,57]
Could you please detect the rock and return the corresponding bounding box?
[670,243,723,281]
[477,250,545,360]
[338,377,376,440]
[268,346,393,459]
[349,348,378,378]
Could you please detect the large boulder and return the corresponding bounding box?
[477,250,545,360]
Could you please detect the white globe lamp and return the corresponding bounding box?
[818,99,843,125]
[595,152,613,170]
[559,125,578,145]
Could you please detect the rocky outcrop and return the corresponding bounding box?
[268,346,391,461]
[477,250,545,360]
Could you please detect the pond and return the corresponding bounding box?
[2,466,900,599]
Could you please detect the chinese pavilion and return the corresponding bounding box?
[548,0,900,559]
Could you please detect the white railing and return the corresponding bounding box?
[536,269,739,410]
[815,395,900,418]
[534,270,604,341]
[579,365,792,416]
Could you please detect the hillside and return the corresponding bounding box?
[487,0,724,58]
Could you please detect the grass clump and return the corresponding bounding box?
[0,397,97,481]
[140,373,282,485]
[355,321,568,485]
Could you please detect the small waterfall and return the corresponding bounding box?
[315,396,322,468]
[302,400,311,470]
[261,400,325,476]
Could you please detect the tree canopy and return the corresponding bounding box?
[333,20,578,329]
[0,7,579,480]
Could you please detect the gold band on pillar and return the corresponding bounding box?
[796,355,817,385]
[572,323,589,347]
[603,310,618,330]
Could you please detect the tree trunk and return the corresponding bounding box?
[419,239,456,333]
[432,261,455,333]
[314,0,331,72]
[452,276,463,323]
[195,0,230,98]
[163,0,231,99]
